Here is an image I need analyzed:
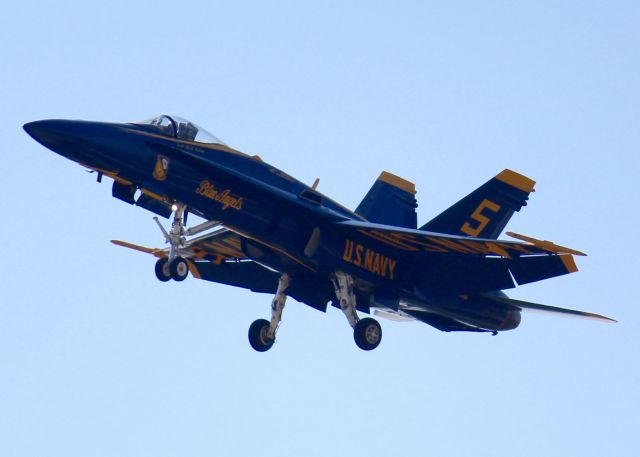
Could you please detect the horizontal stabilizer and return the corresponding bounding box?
[509,254,578,285]
[356,171,418,229]
[506,232,586,256]
[482,294,617,323]
[422,169,535,239]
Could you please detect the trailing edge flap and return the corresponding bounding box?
[480,294,617,323]
[191,260,279,293]
[111,227,246,262]
[356,171,418,229]
[421,169,535,239]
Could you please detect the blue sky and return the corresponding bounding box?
[1,1,638,456]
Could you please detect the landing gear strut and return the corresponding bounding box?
[152,203,221,281]
[248,273,290,352]
[153,203,194,282]
[331,271,382,351]
[153,203,189,281]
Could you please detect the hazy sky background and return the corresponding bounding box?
[1,1,638,456]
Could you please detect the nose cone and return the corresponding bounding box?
[24,119,86,152]
[23,120,45,139]
[24,119,115,165]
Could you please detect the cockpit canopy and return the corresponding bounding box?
[135,115,226,145]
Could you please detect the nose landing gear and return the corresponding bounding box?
[152,203,219,282]
[152,202,189,281]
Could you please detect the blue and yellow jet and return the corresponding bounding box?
[24,115,615,351]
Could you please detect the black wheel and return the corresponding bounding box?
[354,317,382,351]
[154,258,171,282]
[248,319,274,352]
[169,257,189,281]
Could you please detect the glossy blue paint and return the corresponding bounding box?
[23,115,614,340]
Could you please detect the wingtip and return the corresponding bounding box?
[590,314,618,323]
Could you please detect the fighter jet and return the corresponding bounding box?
[23,115,615,351]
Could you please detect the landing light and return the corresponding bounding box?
[171,204,178,212]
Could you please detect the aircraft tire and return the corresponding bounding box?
[155,258,172,282]
[248,319,274,352]
[169,257,189,281]
[354,317,382,351]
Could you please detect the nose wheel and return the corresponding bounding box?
[155,256,189,281]
[155,258,171,281]
[169,257,189,281]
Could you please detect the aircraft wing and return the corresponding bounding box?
[112,227,246,263]
[333,220,585,258]
[328,220,585,293]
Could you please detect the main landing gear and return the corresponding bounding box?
[248,273,289,352]
[247,271,382,352]
[331,271,382,351]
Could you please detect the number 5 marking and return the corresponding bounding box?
[460,199,501,237]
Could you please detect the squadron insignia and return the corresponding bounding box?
[152,155,169,181]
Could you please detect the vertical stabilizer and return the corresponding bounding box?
[421,169,535,238]
[356,171,418,229]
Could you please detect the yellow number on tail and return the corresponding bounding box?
[460,199,501,237]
